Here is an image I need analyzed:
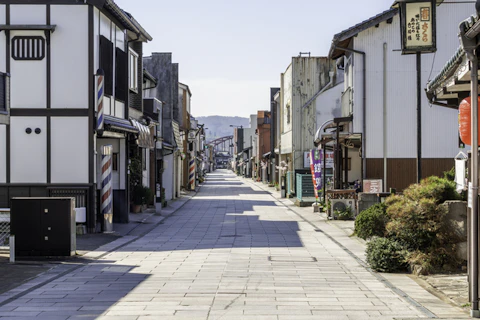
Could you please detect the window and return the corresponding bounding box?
[0,72,10,113]
[12,36,45,61]
[112,153,118,171]
[99,36,113,96]
[286,104,291,124]
[142,148,147,170]
[115,48,128,102]
[129,49,138,92]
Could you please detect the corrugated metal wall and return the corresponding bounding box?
[352,1,473,159]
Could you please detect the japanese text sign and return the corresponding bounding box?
[400,0,436,54]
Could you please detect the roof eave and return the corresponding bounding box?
[328,8,398,59]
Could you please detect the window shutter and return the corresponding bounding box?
[115,48,128,103]
[99,36,113,96]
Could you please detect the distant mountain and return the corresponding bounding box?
[197,116,250,142]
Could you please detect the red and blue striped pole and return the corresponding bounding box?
[189,155,196,190]
[101,145,113,232]
[96,69,105,131]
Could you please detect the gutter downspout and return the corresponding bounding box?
[334,46,366,181]
[383,43,388,191]
[460,22,480,317]
[471,51,479,317]
[271,101,276,184]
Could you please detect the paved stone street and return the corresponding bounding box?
[0,171,471,319]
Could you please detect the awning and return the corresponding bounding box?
[104,115,138,134]
[130,118,154,149]
[426,15,480,108]
[242,146,253,154]
[172,121,182,148]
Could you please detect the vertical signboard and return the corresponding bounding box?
[309,149,323,203]
[400,0,436,54]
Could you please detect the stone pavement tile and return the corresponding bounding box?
[94,317,139,320]
[0,317,69,320]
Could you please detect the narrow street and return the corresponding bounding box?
[0,171,468,319]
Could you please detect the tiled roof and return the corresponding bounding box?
[329,8,398,59]
[426,15,478,94]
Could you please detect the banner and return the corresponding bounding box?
[309,149,323,202]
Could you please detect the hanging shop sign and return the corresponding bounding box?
[399,0,436,54]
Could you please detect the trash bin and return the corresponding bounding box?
[281,176,286,198]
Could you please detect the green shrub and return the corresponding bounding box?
[132,185,153,205]
[386,197,446,250]
[354,203,388,240]
[335,206,353,220]
[403,176,461,204]
[443,167,455,181]
[366,237,407,272]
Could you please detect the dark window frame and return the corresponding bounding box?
[112,153,119,171]
[115,47,128,103]
[99,35,113,96]
[12,36,45,61]
[0,72,10,114]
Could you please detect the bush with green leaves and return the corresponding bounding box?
[366,237,407,272]
[354,203,388,240]
[132,185,153,205]
[402,176,461,204]
[335,206,353,220]
[443,166,455,181]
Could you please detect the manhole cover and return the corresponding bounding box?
[268,256,317,262]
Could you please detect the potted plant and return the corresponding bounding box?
[132,185,146,213]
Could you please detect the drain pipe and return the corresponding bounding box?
[460,23,480,317]
[334,46,366,180]
[383,43,388,191]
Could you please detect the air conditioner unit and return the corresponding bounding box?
[330,199,356,218]
[188,131,196,140]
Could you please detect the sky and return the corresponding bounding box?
[115,0,396,118]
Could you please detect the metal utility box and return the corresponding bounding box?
[11,197,76,256]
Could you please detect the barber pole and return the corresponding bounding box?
[189,155,196,190]
[101,145,113,232]
[96,69,105,131]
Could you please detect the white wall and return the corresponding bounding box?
[10,5,46,24]
[10,117,46,183]
[51,5,88,109]
[163,153,174,201]
[282,64,293,134]
[353,3,473,159]
[10,30,47,109]
[115,26,125,51]
[0,125,5,183]
[142,149,149,188]
[0,5,6,74]
[96,139,121,190]
[51,117,88,183]
[115,100,125,118]
[315,83,343,131]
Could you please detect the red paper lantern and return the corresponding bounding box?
[459,96,480,146]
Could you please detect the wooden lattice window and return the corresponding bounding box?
[12,36,45,61]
